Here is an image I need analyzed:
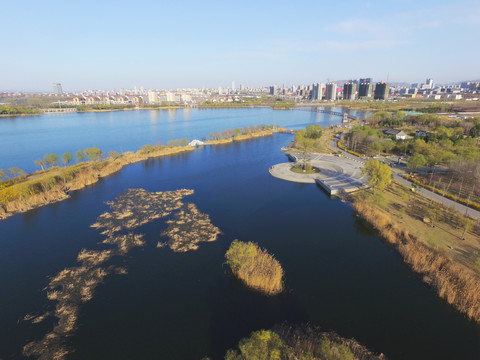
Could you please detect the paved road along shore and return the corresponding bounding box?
[328,135,480,219]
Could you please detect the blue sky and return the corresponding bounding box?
[1,0,479,91]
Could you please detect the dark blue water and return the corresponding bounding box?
[0,133,479,360]
[0,107,367,172]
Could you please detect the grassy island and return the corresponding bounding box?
[225,324,385,360]
[225,240,283,295]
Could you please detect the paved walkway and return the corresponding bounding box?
[269,154,367,195]
[328,134,480,219]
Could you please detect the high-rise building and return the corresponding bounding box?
[343,82,357,100]
[269,85,277,95]
[147,90,159,104]
[426,78,434,89]
[325,83,337,101]
[311,83,319,100]
[374,82,390,100]
[358,81,373,98]
[240,84,245,91]
[52,83,63,95]
[232,81,235,91]
[218,86,223,95]
[310,83,324,100]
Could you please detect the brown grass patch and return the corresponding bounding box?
[160,203,221,252]
[23,188,194,359]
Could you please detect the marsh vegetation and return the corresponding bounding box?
[225,324,386,360]
[23,188,194,359]
[225,240,283,295]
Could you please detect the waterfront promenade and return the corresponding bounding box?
[269,154,366,195]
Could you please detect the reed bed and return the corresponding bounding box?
[225,240,283,295]
[352,199,480,323]
[160,203,221,252]
[23,188,194,360]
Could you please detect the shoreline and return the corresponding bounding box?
[350,188,480,324]
[0,128,285,221]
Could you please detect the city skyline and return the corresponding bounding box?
[2,0,479,91]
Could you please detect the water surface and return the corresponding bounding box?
[0,107,366,172]
[0,132,479,359]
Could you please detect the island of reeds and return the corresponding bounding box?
[159,203,222,252]
[225,240,284,295]
[23,188,195,360]
[225,323,386,360]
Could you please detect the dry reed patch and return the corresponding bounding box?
[272,323,386,360]
[352,198,480,323]
[225,240,283,295]
[24,188,195,359]
[160,203,221,252]
[91,188,194,235]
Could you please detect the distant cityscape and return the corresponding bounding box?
[2,78,480,108]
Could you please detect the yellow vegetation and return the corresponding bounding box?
[352,199,480,323]
[225,240,283,295]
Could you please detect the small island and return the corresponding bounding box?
[225,323,386,360]
[225,240,283,295]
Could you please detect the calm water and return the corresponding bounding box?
[0,110,479,359]
[0,107,366,172]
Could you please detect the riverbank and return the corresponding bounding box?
[350,184,480,323]
[0,128,285,221]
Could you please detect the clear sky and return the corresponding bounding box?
[1,0,479,91]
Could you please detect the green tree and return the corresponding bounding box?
[34,159,47,171]
[84,147,103,161]
[460,216,476,240]
[180,138,188,146]
[61,152,73,166]
[8,167,27,178]
[234,128,242,137]
[426,206,442,228]
[225,240,257,273]
[407,153,426,171]
[305,124,322,139]
[369,141,383,155]
[76,150,86,162]
[361,159,392,192]
[226,330,286,360]
[44,153,59,167]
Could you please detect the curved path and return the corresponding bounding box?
[328,135,480,219]
[269,154,366,195]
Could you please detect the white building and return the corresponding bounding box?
[147,90,159,104]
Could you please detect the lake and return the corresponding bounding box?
[0,107,364,172]
[0,109,479,359]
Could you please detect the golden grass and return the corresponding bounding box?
[352,199,480,323]
[226,240,283,295]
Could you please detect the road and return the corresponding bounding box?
[328,135,480,220]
